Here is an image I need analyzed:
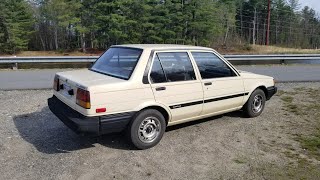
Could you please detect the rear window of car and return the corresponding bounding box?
[90,47,143,80]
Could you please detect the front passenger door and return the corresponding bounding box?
[191,52,245,115]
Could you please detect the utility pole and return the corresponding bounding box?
[266,0,271,46]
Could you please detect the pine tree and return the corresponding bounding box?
[0,0,34,54]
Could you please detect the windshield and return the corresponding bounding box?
[91,47,143,79]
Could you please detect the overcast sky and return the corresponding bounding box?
[298,0,320,13]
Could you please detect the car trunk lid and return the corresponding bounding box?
[54,69,126,110]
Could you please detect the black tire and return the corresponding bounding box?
[243,89,266,118]
[127,109,166,149]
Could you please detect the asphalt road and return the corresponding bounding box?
[0,69,65,90]
[0,65,320,90]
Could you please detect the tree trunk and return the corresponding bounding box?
[39,34,46,51]
[91,32,94,48]
[54,27,58,50]
[223,10,229,46]
[252,8,256,45]
[224,22,229,46]
[81,33,86,52]
[240,5,243,40]
[275,22,278,44]
[256,15,259,45]
[263,22,266,45]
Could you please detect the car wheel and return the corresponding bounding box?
[127,109,166,149]
[243,89,266,118]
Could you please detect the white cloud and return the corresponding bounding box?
[298,0,320,14]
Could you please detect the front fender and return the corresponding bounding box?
[242,78,274,103]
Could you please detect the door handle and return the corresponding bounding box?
[68,89,74,95]
[204,82,212,86]
[155,87,166,91]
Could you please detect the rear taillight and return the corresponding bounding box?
[53,75,60,91]
[76,88,91,109]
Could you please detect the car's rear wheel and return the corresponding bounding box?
[243,89,266,118]
[127,109,166,149]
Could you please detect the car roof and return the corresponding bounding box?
[111,44,213,51]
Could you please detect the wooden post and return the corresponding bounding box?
[12,63,18,70]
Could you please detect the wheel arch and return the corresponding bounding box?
[256,85,268,98]
[242,85,267,117]
[243,84,268,105]
[139,106,170,125]
[134,102,171,125]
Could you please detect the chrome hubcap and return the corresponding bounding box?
[138,117,161,143]
[252,94,263,113]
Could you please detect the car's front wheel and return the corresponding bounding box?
[127,109,166,149]
[243,89,266,118]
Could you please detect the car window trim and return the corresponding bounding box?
[155,53,168,82]
[147,53,167,84]
[190,50,240,79]
[210,50,240,76]
[148,50,198,84]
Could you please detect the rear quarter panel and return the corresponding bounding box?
[85,83,155,116]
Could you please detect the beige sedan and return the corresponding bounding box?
[48,44,277,149]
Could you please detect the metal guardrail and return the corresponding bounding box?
[0,54,320,68]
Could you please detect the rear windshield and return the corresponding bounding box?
[90,47,143,80]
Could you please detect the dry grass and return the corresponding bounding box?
[0,50,102,57]
[218,44,320,54]
[249,45,320,54]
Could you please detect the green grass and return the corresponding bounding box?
[298,132,320,160]
[280,95,301,115]
[286,104,300,114]
[258,158,320,180]
[293,87,305,91]
[233,158,247,164]
[280,88,320,160]
[260,87,320,179]
[281,96,293,103]
[285,159,320,179]
[283,150,300,159]
[306,88,320,99]
[276,90,285,96]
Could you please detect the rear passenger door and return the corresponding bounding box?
[149,51,204,122]
[191,51,245,115]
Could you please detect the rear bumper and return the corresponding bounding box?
[48,96,135,135]
[266,86,277,100]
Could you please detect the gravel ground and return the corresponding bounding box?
[0,83,320,180]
